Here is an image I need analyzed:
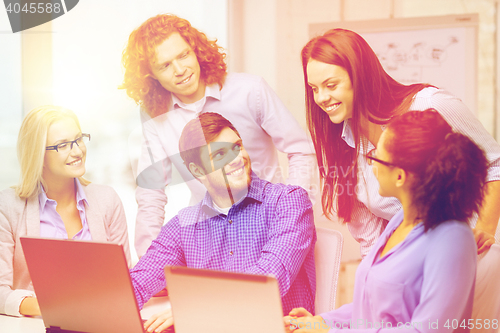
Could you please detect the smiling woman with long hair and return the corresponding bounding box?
[302,28,500,256]
[0,106,130,317]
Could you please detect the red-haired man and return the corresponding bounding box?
[121,14,316,257]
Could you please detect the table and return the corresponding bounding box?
[0,296,171,332]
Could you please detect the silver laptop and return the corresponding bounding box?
[165,266,286,333]
[21,237,146,333]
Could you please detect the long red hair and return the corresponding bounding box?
[121,14,227,118]
[301,29,431,221]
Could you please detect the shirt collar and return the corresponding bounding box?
[38,186,50,212]
[204,81,221,101]
[341,119,387,153]
[38,179,88,212]
[74,179,88,207]
[200,171,264,215]
[171,81,221,111]
[341,119,356,149]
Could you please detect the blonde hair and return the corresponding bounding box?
[15,105,90,198]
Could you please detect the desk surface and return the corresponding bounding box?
[0,296,170,332]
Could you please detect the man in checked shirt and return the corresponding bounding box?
[130,113,316,333]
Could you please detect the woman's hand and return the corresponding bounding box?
[283,315,296,333]
[290,315,330,333]
[143,307,174,333]
[19,297,41,316]
[284,308,312,332]
[288,307,313,318]
[473,228,495,254]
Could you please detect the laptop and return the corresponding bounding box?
[164,266,286,333]
[20,237,146,333]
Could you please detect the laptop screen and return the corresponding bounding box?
[165,266,286,333]
[21,237,145,333]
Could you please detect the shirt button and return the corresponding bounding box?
[229,251,233,255]
[228,220,233,224]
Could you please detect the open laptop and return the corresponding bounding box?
[20,237,146,333]
[164,266,286,333]
[21,237,286,333]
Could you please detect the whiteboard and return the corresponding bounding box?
[309,14,478,114]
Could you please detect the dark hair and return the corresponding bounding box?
[301,28,432,221]
[121,14,227,118]
[385,109,488,230]
[179,112,240,172]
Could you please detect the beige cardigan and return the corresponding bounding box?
[0,183,131,316]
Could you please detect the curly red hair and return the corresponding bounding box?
[120,14,227,118]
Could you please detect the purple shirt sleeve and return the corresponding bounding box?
[130,215,184,309]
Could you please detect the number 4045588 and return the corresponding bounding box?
[444,319,499,330]
[5,2,62,14]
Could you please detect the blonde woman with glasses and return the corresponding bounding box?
[0,106,131,317]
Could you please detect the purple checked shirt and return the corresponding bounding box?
[130,174,316,314]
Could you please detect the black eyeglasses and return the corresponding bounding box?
[365,149,398,168]
[46,134,91,153]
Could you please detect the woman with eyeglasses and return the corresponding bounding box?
[0,105,131,317]
[302,28,500,257]
[284,109,486,332]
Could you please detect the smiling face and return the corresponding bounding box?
[306,59,354,124]
[43,117,86,184]
[150,32,205,104]
[193,127,251,207]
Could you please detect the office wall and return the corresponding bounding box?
[231,0,499,261]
